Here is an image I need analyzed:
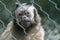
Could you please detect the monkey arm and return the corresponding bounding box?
[0,21,13,40]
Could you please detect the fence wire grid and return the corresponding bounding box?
[0,0,60,40]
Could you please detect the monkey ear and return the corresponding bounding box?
[34,8,41,23]
[16,1,22,8]
[34,9,36,20]
[16,2,20,8]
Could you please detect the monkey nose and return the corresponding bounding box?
[22,16,26,19]
[24,17,26,18]
[24,16,26,18]
[22,15,27,18]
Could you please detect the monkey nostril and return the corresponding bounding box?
[22,16,26,19]
[22,15,27,19]
[24,17,26,18]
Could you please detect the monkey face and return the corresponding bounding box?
[15,5,35,23]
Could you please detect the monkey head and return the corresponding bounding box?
[15,3,41,28]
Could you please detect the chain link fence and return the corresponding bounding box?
[0,0,60,40]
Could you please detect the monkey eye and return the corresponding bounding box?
[24,12,26,14]
[25,12,31,17]
[18,13,22,16]
[25,12,29,15]
[27,12,29,14]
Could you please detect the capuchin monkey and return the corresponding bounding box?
[0,2,45,40]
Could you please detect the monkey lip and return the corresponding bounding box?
[21,19,31,22]
[22,20,31,22]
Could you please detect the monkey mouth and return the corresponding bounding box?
[22,20,31,22]
[21,18,31,22]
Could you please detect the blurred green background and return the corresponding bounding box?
[0,0,60,40]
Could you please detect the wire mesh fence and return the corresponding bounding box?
[0,0,60,40]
